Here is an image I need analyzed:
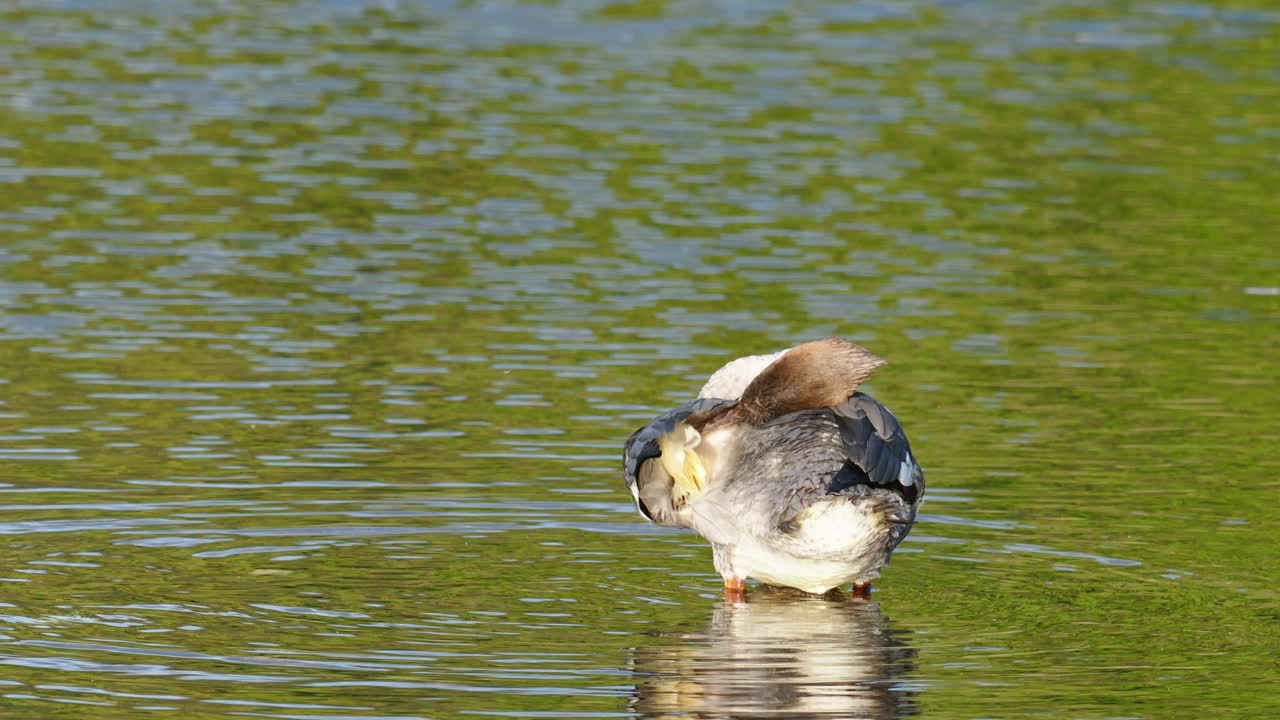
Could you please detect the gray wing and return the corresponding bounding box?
[622,397,736,527]
[830,392,924,508]
[735,392,923,534]
[828,392,925,551]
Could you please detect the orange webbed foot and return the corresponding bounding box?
[852,582,872,599]
[723,577,746,602]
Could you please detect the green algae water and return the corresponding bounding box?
[0,1,1276,718]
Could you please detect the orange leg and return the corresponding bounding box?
[723,577,746,602]
[852,582,872,599]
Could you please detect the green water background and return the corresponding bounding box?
[0,1,1275,718]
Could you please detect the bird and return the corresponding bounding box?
[622,338,924,600]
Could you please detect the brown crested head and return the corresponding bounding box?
[697,338,886,431]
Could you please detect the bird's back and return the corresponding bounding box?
[715,393,924,557]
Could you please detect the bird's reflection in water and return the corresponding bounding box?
[631,588,918,719]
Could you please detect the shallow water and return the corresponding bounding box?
[0,0,1277,717]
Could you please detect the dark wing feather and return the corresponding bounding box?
[830,392,925,509]
[622,397,736,526]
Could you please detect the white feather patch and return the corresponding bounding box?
[697,347,791,400]
[794,500,883,552]
[728,500,888,594]
[899,454,916,486]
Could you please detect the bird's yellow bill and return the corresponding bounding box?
[657,423,708,494]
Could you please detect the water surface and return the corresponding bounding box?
[0,0,1276,718]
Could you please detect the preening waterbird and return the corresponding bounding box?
[623,339,924,600]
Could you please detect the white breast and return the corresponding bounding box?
[733,500,890,594]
